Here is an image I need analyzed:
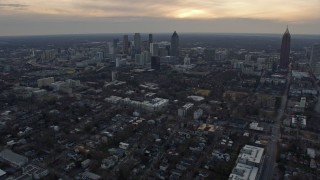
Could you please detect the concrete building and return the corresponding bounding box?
[107,96,169,112]
[134,33,141,54]
[313,62,320,77]
[37,77,54,88]
[141,51,151,66]
[50,81,67,91]
[170,31,179,57]
[310,43,320,73]
[178,103,194,117]
[151,56,160,70]
[82,171,102,180]
[150,43,159,56]
[105,96,123,104]
[22,164,49,179]
[279,26,291,69]
[204,48,215,61]
[148,34,153,46]
[0,169,6,178]
[193,109,203,120]
[229,163,259,180]
[123,35,129,54]
[97,52,104,61]
[0,149,28,168]
[291,115,307,128]
[237,145,264,167]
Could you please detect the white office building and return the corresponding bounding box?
[150,43,159,56]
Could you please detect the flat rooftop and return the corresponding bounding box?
[229,163,258,180]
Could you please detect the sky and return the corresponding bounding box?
[0,0,319,36]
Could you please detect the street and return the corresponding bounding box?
[261,70,291,180]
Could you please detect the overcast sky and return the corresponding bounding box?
[0,0,319,36]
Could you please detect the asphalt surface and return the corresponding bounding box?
[261,72,291,180]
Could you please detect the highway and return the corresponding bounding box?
[261,71,291,180]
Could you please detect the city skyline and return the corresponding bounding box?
[0,0,319,36]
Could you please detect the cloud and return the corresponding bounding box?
[0,3,28,8]
[0,14,319,36]
[0,0,319,35]
[0,0,319,22]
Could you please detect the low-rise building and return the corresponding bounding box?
[0,149,28,168]
[37,77,54,87]
[178,103,194,117]
[237,145,264,167]
[229,163,259,180]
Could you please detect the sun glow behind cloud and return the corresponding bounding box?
[0,0,319,35]
[0,0,319,22]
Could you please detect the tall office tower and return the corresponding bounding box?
[141,41,149,52]
[149,34,153,46]
[113,39,119,54]
[151,56,161,70]
[135,54,141,65]
[115,58,121,67]
[141,51,151,66]
[134,33,141,54]
[310,43,320,73]
[204,48,215,61]
[279,26,291,69]
[171,31,180,57]
[158,47,168,57]
[123,35,129,54]
[150,43,159,56]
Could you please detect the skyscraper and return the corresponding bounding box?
[134,33,141,54]
[151,56,160,70]
[149,34,153,45]
[279,26,291,69]
[171,31,179,57]
[123,35,129,55]
[310,43,320,73]
[150,43,159,56]
[113,39,119,54]
[204,48,215,61]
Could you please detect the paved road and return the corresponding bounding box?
[261,71,291,180]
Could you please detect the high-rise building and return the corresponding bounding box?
[204,48,215,61]
[123,35,129,55]
[134,33,141,54]
[135,54,141,65]
[141,51,151,66]
[149,34,153,45]
[171,31,179,57]
[113,39,119,54]
[141,41,149,52]
[150,43,159,56]
[151,56,160,70]
[97,52,104,61]
[310,43,320,73]
[279,26,291,69]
